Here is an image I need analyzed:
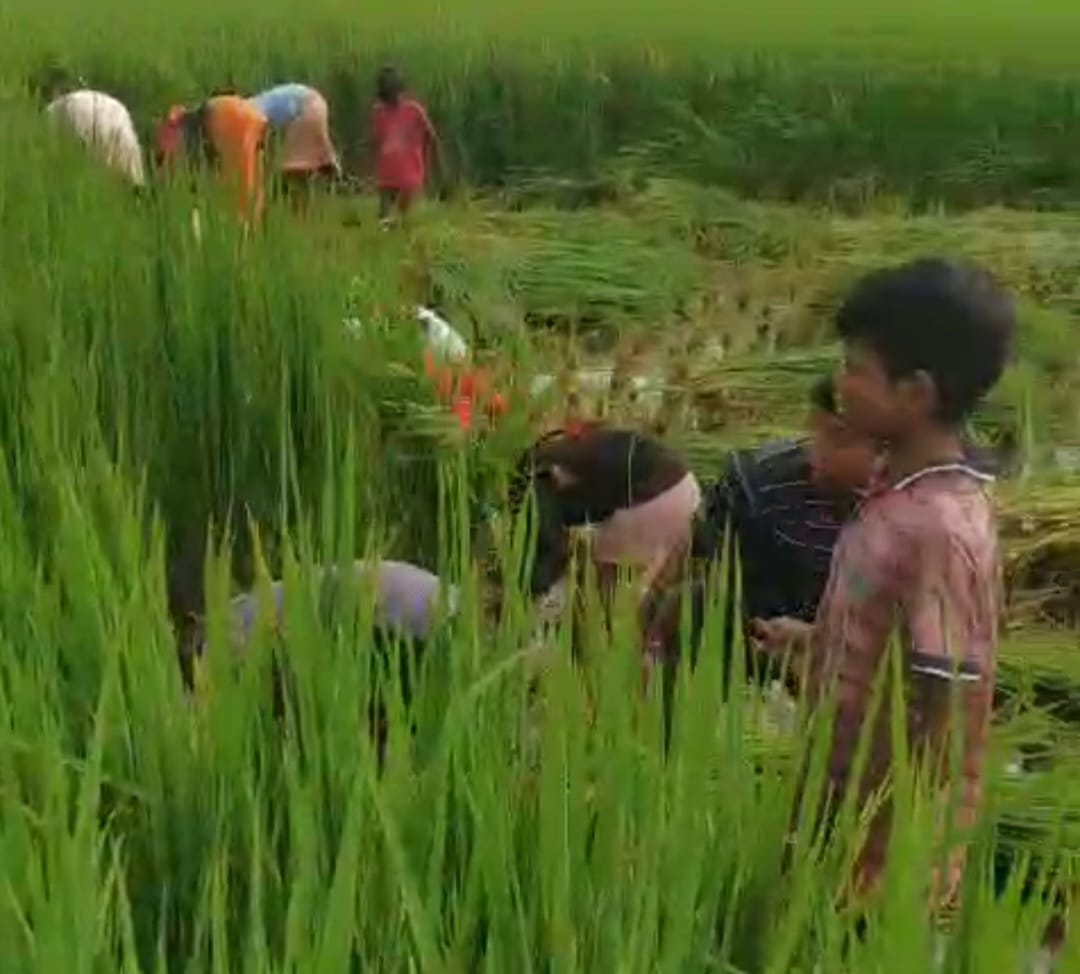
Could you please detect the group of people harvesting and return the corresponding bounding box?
[38,64,440,225]
[164,256,1039,946]
[35,60,1062,960]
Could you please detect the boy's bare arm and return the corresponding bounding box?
[900,525,997,813]
[907,629,991,779]
[909,663,981,764]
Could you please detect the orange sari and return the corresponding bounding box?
[204,96,268,220]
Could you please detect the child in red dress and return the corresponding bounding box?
[369,66,441,225]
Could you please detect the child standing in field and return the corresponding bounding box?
[369,66,441,226]
[752,258,1015,911]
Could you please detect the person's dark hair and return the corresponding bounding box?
[809,374,837,415]
[835,257,1015,424]
[375,65,405,105]
[507,444,573,597]
[506,425,689,597]
[182,103,218,167]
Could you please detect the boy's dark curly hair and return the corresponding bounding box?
[836,257,1016,423]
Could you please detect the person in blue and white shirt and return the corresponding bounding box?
[247,83,341,187]
[46,88,147,188]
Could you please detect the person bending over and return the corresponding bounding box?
[248,82,341,196]
[172,556,458,759]
[506,423,702,676]
[40,69,146,190]
[156,95,269,223]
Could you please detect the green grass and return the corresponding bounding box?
[0,445,1073,972]
[11,0,1080,208]
[13,0,1080,63]
[8,3,1080,969]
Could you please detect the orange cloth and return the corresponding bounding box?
[423,349,510,431]
[154,104,187,162]
[204,96,268,220]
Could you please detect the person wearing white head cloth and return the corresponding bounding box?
[46,89,146,188]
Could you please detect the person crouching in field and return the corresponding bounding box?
[693,374,878,642]
[692,373,1002,689]
[155,96,269,225]
[247,83,341,199]
[506,423,702,680]
[37,69,147,190]
[751,257,1015,918]
[169,556,459,759]
[369,66,442,227]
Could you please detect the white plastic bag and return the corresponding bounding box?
[416,305,468,361]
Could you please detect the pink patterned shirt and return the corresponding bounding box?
[810,463,1001,902]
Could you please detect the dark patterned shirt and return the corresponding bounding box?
[698,438,851,623]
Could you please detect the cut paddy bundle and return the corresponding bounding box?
[998,482,1080,629]
[419,207,710,341]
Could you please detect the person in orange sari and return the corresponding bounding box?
[155,96,269,222]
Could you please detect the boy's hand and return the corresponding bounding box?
[750,616,812,656]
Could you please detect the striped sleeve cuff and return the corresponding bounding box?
[910,651,983,683]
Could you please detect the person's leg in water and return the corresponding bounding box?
[316,162,342,194]
[280,162,341,212]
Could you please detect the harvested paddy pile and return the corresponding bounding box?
[1000,484,1080,628]
[415,207,711,346]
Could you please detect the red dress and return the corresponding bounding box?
[371,98,434,193]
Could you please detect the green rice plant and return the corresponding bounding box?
[16,0,1080,209]
[0,308,1069,972]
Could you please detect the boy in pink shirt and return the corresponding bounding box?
[369,66,441,225]
[753,258,1016,912]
